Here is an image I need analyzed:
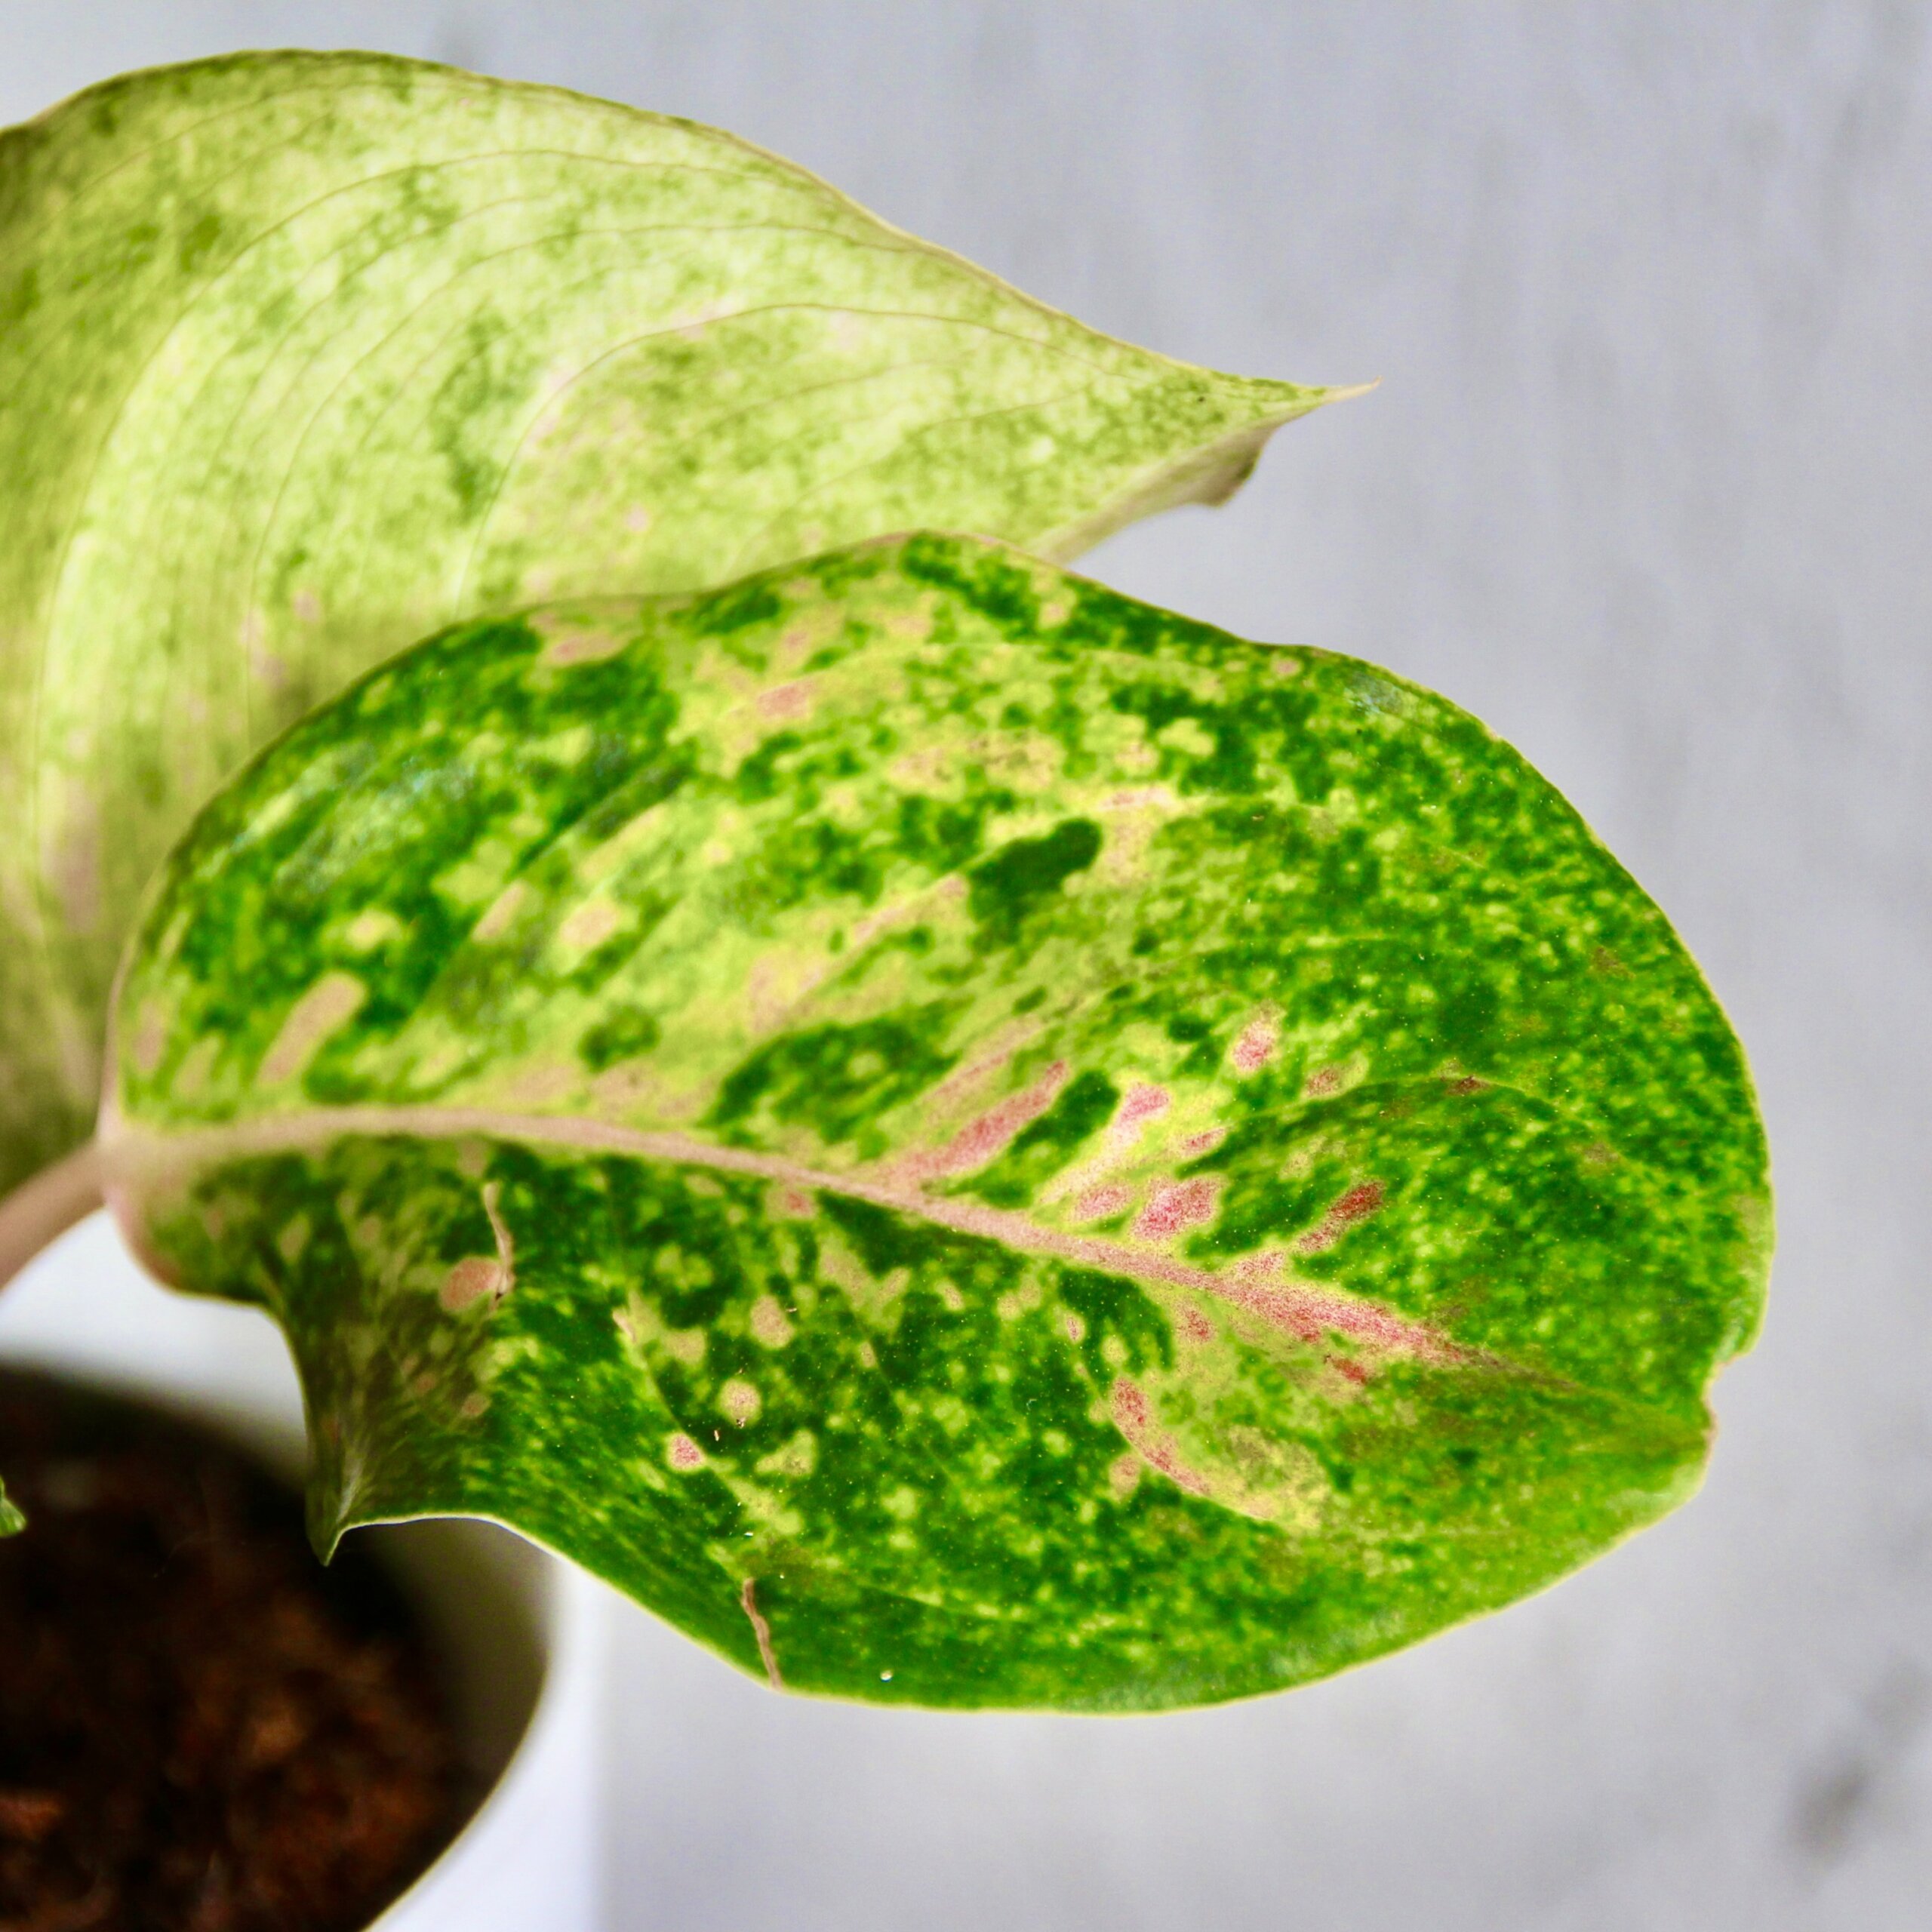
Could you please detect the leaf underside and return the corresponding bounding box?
[106,534,1770,1711]
[0,50,1337,1192]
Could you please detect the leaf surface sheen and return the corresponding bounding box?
[106,534,1771,1710]
[0,50,1337,1189]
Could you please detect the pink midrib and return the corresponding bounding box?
[100,1103,1473,1367]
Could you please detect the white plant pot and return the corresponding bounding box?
[0,1211,607,1932]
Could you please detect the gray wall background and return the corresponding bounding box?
[5,6,1926,1927]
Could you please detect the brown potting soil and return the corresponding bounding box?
[0,1367,467,1932]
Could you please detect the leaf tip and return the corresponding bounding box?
[1315,377,1381,407]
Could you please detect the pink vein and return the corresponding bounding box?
[100,1105,1470,1366]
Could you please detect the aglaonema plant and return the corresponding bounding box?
[2,55,1770,1713]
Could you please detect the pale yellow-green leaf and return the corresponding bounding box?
[0,51,1346,1193]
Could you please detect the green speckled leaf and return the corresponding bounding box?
[0,51,1343,1195]
[104,534,1770,1710]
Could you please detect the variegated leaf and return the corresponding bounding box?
[0,51,1345,1193]
[104,534,1770,1709]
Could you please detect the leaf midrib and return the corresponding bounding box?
[102,1100,1485,1369]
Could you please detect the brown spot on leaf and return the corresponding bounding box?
[769,1184,815,1220]
[667,1433,706,1472]
[740,1580,782,1689]
[480,1181,515,1284]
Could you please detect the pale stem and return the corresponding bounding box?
[0,1142,106,1291]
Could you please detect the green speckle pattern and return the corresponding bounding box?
[106,534,1770,1711]
[0,51,1338,1194]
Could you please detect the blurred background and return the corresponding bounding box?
[4,5,1926,1927]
